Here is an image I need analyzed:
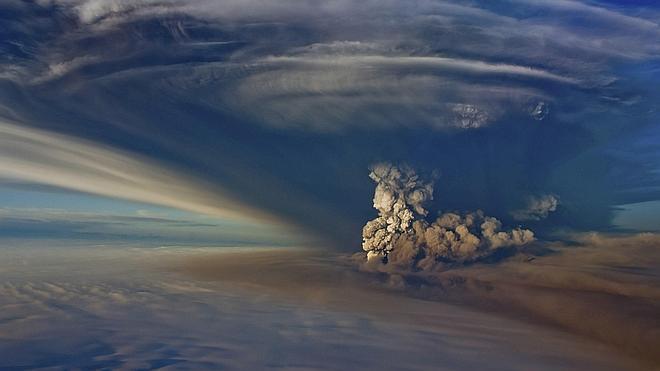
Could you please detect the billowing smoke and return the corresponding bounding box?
[511,194,560,221]
[361,164,534,270]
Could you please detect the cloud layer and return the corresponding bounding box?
[0,242,649,370]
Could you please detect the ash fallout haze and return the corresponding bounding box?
[0,0,659,369]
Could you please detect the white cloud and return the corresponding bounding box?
[264,55,577,84]
[32,55,99,83]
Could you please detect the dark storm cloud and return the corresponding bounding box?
[0,0,659,246]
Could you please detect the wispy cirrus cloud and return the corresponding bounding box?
[262,55,577,84]
[223,52,570,131]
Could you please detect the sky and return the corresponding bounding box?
[1,1,660,369]
[0,0,659,248]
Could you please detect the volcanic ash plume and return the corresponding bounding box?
[361,164,535,270]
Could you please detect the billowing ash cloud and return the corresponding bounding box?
[511,194,560,221]
[362,164,534,270]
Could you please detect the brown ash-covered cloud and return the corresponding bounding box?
[361,163,534,269]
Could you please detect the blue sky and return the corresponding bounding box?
[0,0,659,247]
[0,185,299,245]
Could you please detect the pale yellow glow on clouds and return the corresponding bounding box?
[0,120,273,223]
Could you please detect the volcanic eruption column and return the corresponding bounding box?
[361,164,535,270]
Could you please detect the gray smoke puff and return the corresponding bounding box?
[452,104,490,129]
[511,194,560,221]
[362,164,535,270]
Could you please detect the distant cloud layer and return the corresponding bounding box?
[0,242,651,369]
